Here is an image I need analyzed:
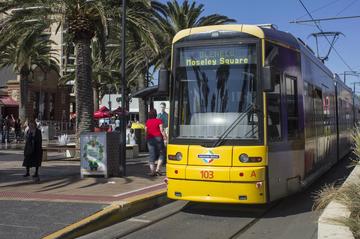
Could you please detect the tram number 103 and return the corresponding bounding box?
[200,170,214,179]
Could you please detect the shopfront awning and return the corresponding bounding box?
[0,96,18,107]
[132,85,168,99]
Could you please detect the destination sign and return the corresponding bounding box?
[179,45,256,67]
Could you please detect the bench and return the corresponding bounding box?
[42,144,78,161]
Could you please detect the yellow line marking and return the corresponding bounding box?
[43,204,120,239]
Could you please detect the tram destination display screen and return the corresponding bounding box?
[179,45,257,67]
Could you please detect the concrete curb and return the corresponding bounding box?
[43,189,170,239]
[318,164,360,239]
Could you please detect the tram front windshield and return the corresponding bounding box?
[172,43,259,141]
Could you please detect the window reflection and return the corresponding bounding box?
[172,44,258,140]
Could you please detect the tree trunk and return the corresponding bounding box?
[75,37,94,135]
[19,70,29,123]
[138,74,147,123]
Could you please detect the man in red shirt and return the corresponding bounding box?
[145,109,167,176]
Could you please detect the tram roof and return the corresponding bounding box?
[174,24,338,80]
[173,24,300,50]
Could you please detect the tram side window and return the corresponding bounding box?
[304,82,315,138]
[315,89,325,136]
[267,72,281,141]
[339,99,345,131]
[285,76,298,138]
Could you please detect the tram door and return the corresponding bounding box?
[314,88,324,165]
[267,72,302,200]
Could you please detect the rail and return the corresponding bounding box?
[39,120,75,136]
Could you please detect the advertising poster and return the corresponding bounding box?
[80,132,107,177]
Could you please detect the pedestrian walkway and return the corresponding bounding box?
[0,149,167,239]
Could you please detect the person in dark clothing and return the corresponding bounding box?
[0,114,3,142]
[11,115,21,143]
[2,115,11,143]
[23,120,43,178]
[14,118,21,142]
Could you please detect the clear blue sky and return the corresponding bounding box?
[163,0,360,88]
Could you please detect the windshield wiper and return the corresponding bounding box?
[211,104,257,147]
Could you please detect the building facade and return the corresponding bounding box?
[0,10,72,121]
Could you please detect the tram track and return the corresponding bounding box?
[115,201,186,239]
[228,200,283,239]
[115,199,282,239]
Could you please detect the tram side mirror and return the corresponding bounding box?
[158,68,169,94]
[262,66,274,92]
[263,45,278,92]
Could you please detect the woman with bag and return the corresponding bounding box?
[145,109,167,176]
[23,119,43,179]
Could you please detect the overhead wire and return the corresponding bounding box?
[295,0,341,20]
[297,22,320,28]
[335,0,358,16]
[297,0,355,72]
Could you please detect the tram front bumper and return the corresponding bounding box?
[167,178,267,204]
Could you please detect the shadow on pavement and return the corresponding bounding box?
[0,153,163,194]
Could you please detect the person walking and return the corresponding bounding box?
[145,109,167,176]
[23,119,43,179]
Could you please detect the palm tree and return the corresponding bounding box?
[0,0,110,133]
[60,39,113,112]
[0,20,59,122]
[152,0,236,68]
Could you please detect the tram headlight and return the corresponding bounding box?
[239,154,249,163]
[175,152,183,161]
[168,152,183,161]
[239,154,262,163]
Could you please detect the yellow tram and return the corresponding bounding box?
[158,24,356,204]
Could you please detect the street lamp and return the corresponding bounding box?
[106,83,112,111]
[119,0,127,177]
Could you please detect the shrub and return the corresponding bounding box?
[313,127,360,238]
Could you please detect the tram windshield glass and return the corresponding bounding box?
[172,43,259,141]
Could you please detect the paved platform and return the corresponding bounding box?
[0,149,167,239]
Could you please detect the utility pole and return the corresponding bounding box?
[119,0,127,177]
[340,71,359,85]
[351,81,360,123]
